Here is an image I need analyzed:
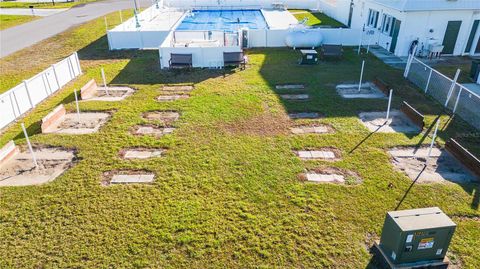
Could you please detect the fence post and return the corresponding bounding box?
[12,91,21,115]
[358,60,365,92]
[426,120,440,164]
[404,45,417,78]
[385,89,393,123]
[452,87,463,115]
[425,69,433,93]
[41,72,50,96]
[74,52,82,75]
[51,64,61,90]
[8,93,17,118]
[66,57,75,79]
[21,123,38,169]
[23,80,34,108]
[444,69,461,107]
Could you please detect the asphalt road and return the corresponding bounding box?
[0,0,150,58]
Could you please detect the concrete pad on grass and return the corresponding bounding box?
[276,84,305,90]
[358,110,420,134]
[299,167,361,184]
[82,87,134,102]
[336,83,386,99]
[280,94,309,101]
[132,125,175,137]
[295,149,340,161]
[291,125,332,134]
[0,147,76,187]
[157,95,189,102]
[288,112,322,119]
[389,147,478,184]
[162,85,194,93]
[121,148,165,159]
[142,111,180,123]
[110,174,155,184]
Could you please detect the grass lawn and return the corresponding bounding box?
[0,0,98,9]
[289,9,346,28]
[0,14,38,30]
[0,12,479,269]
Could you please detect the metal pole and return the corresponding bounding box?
[74,89,81,121]
[358,60,365,92]
[119,10,123,23]
[452,87,463,115]
[21,123,38,168]
[385,89,393,123]
[101,68,109,96]
[426,120,440,164]
[444,69,461,107]
[104,16,108,32]
[357,26,363,54]
[425,69,433,93]
[366,33,372,54]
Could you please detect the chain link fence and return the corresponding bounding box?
[405,56,480,130]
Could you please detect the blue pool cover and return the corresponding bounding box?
[176,10,268,32]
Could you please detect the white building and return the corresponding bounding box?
[318,0,480,57]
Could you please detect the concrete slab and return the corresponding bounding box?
[0,147,76,187]
[110,174,155,184]
[306,173,345,183]
[162,85,194,93]
[389,147,478,184]
[42,113,110,135]
[142,111,180,123]
[296,150,339,160]
[276,84,305,90]
[157,95,189,102]
[288,112,322,119]
[290,125,332,134]
[133,125,175,137]
[280,94,309,100]
[358,110,420,134]
[82,87,134,102]
[336,83,386,99]
[122,148,165,159]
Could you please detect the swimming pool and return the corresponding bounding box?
[176,10,268,32]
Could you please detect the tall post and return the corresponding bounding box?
[404,45,417,78]
[119,10,123,23]
[385,89,393,123]
[358,60,365,92]
[101,68,109,96]
[425,68,433,93]
[426,120,440,164]
[452,87,463,115]
[444,69,461,107]
[357,26,364,55]
[74,89,81,121]
[104,16,108,32]
[21,123,38,169]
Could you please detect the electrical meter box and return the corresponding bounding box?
[379,207,456,265]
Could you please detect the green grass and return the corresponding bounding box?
[0,14,38,30]
[289,9,346,28]
[0,12,479,269]
[0,0,98,9]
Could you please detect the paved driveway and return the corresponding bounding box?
[0,0,150,58]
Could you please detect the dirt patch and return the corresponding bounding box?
[298,166,361,185]
[44,112,110,135]
[389,147,478,184]
[142,111,180,125]
[336,83,386,99]
[119,148,166,159]
[291,124,334,134]
[131,125,175,137]
[219,112,291,136]
[295,147,342,161]
[0,146,77,187]
[358,110,420,134]
[157,94,190,102]
[102,170,155,186]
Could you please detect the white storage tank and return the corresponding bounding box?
[285,29,323,49]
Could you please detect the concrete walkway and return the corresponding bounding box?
[0,0,150,58]
[368,45,408,69]
[0,8,68,16]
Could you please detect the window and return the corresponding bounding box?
[381,14,396,36]
[367,9,379,27]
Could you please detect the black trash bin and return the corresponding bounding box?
[470,60,480,82]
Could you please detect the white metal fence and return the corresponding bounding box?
[404,55,480,130]
[0,52,82,130]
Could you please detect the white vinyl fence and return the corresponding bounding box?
[404,55,480,130]
[0,52,82,130]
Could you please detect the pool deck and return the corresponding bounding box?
[262,9,298,29]
[110,6,185,32]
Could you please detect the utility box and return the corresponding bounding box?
[378,207,456,267]
[299,50,318,65]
